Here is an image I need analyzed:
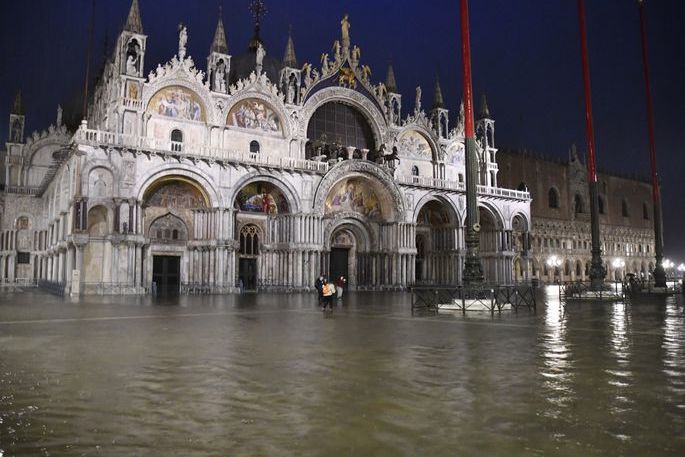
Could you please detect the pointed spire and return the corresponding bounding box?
[11,90,23,115]
[385,64,397,93]
[124,0,143,34]
[210,7,228,54]
[283,25,297,68]
[479,94,490,119]
[433,76,445,109]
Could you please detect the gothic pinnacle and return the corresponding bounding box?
[12,90,23,115]
[283,26,297,68]
[124,0,144,34]
[433,76,445,109]
[479,94,490,119]
[210,8,228,54]
[385,64,397,93]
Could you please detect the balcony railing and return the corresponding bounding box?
[75,128,330,174]
[396,175,530,200]
[4,185,41,195]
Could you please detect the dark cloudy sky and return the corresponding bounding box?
[1,0,683,259]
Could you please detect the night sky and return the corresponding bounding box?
[1,0,683,259]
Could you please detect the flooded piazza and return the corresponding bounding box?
[0,287,684,456]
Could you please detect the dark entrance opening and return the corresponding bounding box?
[330,248,349,283]
[239,258,258,291]
[153,255,180,296]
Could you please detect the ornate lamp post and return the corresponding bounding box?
[576,0,606,291]
[460,0,484,284]
[637,0,666,288]
[546,255,562,284]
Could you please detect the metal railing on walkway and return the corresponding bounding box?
[411,283,537,315]
[559,280,626,301]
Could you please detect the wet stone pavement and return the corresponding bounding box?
[0,287,684,456]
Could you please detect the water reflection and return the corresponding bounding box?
[662,300,685,414]
[607,302,634,432]
[540,287,574,419]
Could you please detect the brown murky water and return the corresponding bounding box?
[0,287,684,456]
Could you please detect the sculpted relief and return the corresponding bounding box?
[227,99,282,134]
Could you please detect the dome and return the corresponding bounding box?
[229,47,283,85]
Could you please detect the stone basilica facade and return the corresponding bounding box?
[1,0,535,295]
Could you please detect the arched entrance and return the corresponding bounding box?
[479,205,504,282]
[414,199,459,284]
[232,178,295,291]
[142,175,209,294]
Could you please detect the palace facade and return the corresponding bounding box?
[0,1,532,295]
[498,147,656,283]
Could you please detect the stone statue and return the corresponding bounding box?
[178,23,188,60]
[341,14,351,50]
[286,79,296,104]
[215,60,227,93]
[56,105,63,126]
[302,63,312,86]
[126,54,138,75]
[256,43,266,72]
[321,53,330,74]
[351,46,361,65]
[415,86,422,112]
[361,65,372,82]
[332,40,341,59]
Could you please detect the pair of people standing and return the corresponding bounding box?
[315,275,347,310]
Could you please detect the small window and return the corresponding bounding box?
[17,252,30,264]
[172,229,179,240]
[622,199,630,217]
[250,140,260,153]
[411,166,419,176]
[574,194,584,214]
[458,174,464,183]
[171,129,183,142]
[156,230,162,239]
[548,188,559,209]
[643,202,649,220]
[170,129,183,152]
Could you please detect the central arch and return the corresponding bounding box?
[414,197,460,284]
[313,160,406,222]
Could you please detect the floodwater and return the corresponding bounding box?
[0,288,684,456]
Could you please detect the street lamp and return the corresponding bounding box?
[547,255,563,284]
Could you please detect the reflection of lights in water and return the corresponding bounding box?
[607,303,634,418]
[662,300,685,403]
[541,286,574,419]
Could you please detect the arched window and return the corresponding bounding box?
[548,188,560,209]
[622,199,630,217]
[239,225,260,256]
[411,166,419,176]
[250,140,260,153]
[598,196,605,215]
[574,194,584,214]
[643,202,650,220]
[170,129,183,152]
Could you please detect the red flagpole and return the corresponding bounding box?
[637,0,666,287]
[461,0,475,140]
[577,0,597,184]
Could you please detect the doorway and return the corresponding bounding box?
[330,248,349,282]
[152,255,180,296]
[239,258,258,291]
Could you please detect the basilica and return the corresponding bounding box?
[4,0,648,296]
